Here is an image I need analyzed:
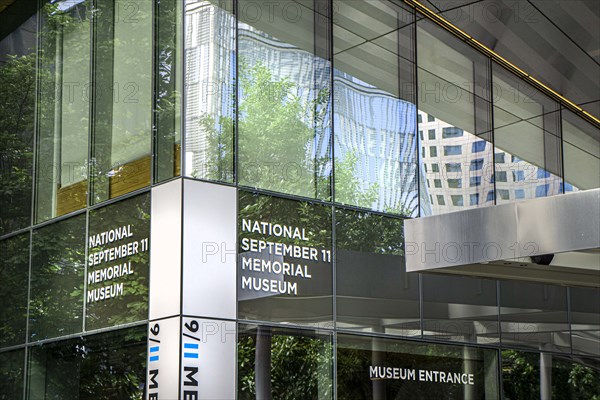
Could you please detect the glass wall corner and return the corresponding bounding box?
[154,0,183,184]
[183,0,235,184]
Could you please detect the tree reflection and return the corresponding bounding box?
[238,326,333,400]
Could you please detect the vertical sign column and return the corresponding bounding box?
[147,179,183,399]
[182,179,237,399]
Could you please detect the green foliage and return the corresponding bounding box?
[238,331,333,400]
[0,53,35,234]
[335,208,404,256]
[200,57,378,203]
[501,350,540,400]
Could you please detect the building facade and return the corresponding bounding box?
[0,0,598,399]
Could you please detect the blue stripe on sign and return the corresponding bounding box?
[149,355,159,362]
[184,343,199,349]
[184,353,199,359]
[150,346,159,352]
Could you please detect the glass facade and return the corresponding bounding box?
[0,0,598,399]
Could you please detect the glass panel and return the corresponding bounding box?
[36,1,90,221]
[335,209,419,336]
[570,286,600,357]
[551,356,600,399]
[155,0,183,183]
[499,281,569,352]
[86,193,150,331]
[337,333,499,400]
[30,214,86,341]
[238,0,332,200]
[333,1,418,215]
[492,63,562,203]
[0,349,24,400]
[562,109,600,191]
[27,326,146,400]
[501,350,540,399]
[91,0,153,203]
[0,233,29,348]
[238,191,332,327]
[0,6,36,235]
[417,19,493,216]
[238,324,333,400]
[422,275,499,344]
[184,0,235,182]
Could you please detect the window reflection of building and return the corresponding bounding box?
[419,110,567,215]
[184,1,418,214]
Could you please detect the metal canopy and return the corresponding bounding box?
[405,188,600,287]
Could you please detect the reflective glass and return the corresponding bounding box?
[501,350,540,399]
[0,6,36,235]
[503,350,600,399]
[570,286,600,357]
[417,19,493,216]
[27,326,146,400]
[335,209,419,336]
[86,193,150,331]
[0,233,29,348]
[30,214,86,341]
[562,109,600,191]
[91,0,152,203]
[333,1,417,215]
[238,324,333,400]
[237,0,332,199]
[238,191,332,327]
[155,0,183,183]
[492,63,562,203]
[337,333,499,400]
[551,356,600,399]
[422,275,499,344]
[184,0,234,182]
[499,281,569,352]
[0,349,24,400]
[36,1,90,221]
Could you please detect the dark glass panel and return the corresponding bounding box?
[0,233,29,348]
[238,324,333,400]
[501,350,540,399]
[155,0,182,183]
[27,326,146,400]
[551,356,600,400]
[337,333,499,400]
[238,191,332,327]
[570,286,600,357]
[30,214,86,341]
[335,209,419,336]
[0,349,25,400]
[0,4,36,235]
[86,193,150,331]
[499,281,569,352]
[422,274,499,344]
